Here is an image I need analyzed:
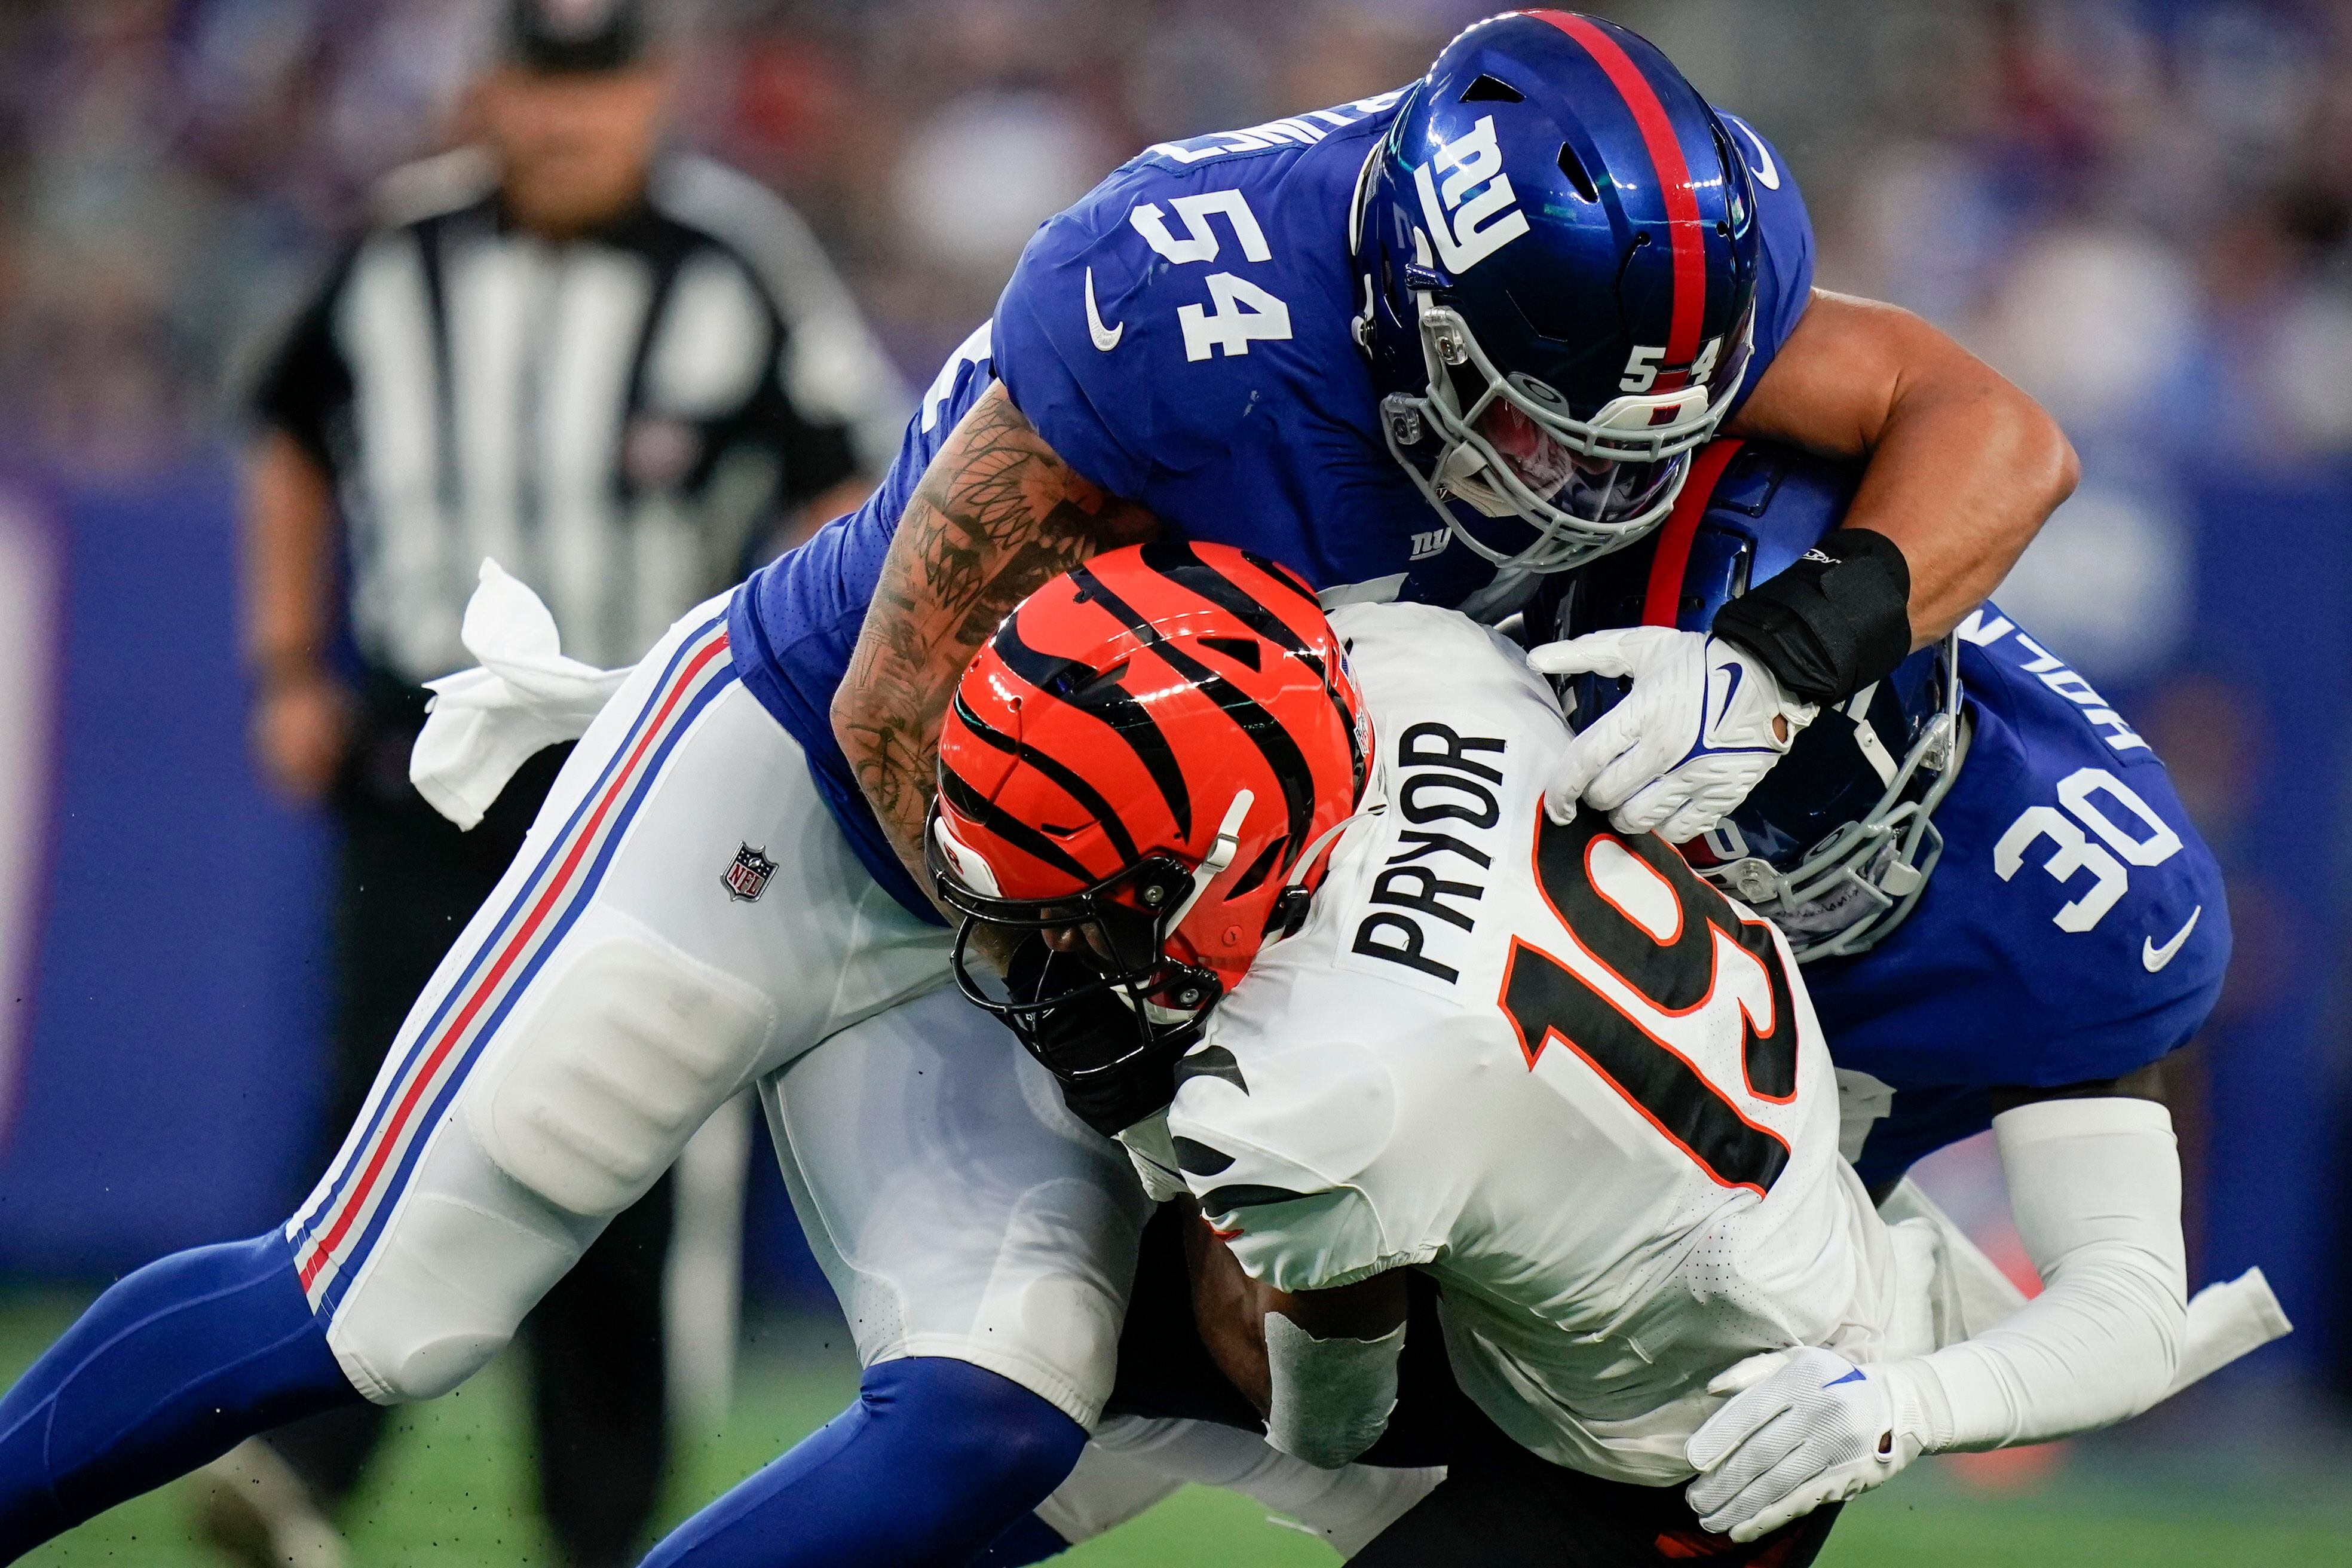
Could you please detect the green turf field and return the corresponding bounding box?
[5,1292,2347,1566]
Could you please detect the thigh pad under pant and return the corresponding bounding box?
[466,914,777,1220]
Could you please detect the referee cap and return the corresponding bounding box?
[503,0,660,74]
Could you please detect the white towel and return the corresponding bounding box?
[411,560,631,830]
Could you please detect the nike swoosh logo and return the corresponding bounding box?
[1709,663,1742,738]
[2143,905,2203,973]
[1823,1367,1867,1389]
[1085,267,1123,351]
[1731,117,1781,191]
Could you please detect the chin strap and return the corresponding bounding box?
[1267,804,1386,943]
[1162,791,1254,936]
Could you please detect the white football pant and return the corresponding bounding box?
[283,595,1150,1428]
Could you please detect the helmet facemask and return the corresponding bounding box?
[1450,399,1688,529]
[1686,631,1970,962]
[1377,247,1756,575]
[929,793,1255,1079]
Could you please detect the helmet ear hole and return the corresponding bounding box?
[1710,122,1751,228]
[1556,142,1598,204]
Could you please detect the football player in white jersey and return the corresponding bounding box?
[926,541,2194,1564]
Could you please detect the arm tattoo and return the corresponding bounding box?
[833,380,1158,908]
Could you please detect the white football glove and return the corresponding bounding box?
[1685,1347,1937,1542]
[1526,628,1817,843]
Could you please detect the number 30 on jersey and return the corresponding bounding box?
[1993,765,2182,933]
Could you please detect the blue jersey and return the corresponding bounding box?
[730,92,1817,917]
[1815,611,2230,1189]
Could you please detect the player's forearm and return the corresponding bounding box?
[1260,1273,1410,1471]
[1884,1098,2186,1451]
[241,430,339,681]
[830,380,1157,905]
[1187,1215,1278,1414]
[1729,291,2078,647]
[1838,373,2075,647]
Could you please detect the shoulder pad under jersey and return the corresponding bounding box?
[1168,1029,1409,1294]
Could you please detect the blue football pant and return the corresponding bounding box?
[642,1358,1085,1568]
[0,1232,357,1559]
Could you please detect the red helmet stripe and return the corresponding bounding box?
[994,607,1195,839]
[1536,11,1707,370]
[1641,439,1745,628]
[950,691,1143,865]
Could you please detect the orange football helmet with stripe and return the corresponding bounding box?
[928,541,1371,1070]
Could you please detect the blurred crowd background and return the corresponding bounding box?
[0,0,2336,671]
[0,0,2348,1457]
[10,0,2351,492]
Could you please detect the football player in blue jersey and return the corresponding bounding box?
[819,10,2077,935]
[0,15,2094,1568]
[1540,436,2232,1196]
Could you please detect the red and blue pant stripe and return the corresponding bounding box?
[287,614,736,1313]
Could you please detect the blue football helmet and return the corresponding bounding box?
[1353,11,1762,575]
[1542,440,1969,961]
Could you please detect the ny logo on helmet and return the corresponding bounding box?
[1413,116,1530,273]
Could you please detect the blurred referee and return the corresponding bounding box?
[214,3,904,1565]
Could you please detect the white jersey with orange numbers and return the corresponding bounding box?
[1167,601,1903,1485]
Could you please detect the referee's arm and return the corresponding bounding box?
[241,258,355,804]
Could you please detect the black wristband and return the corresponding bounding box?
[1711,527,1913,705]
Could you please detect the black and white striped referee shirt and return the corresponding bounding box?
[253,147,906,682]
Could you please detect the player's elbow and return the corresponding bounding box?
[2054,1236,2189,1423]
[2016,390,2080,515]
[1891,320,2078,520]
[827,681,895,791]
[1263,1313,1404,1470]
[1267,1385,1392,1471]
[826,686,860,765]
[1961,370,2077,521]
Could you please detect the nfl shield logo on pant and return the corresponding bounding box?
[722,844,776,903]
